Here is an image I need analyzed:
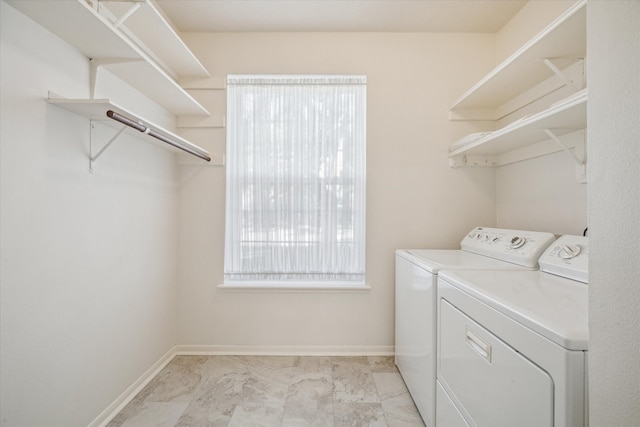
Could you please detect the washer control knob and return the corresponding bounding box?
[510,236,526,249]
[559,244,582,259]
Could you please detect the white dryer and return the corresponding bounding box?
[436,235,589,427]
[395,227,556,427]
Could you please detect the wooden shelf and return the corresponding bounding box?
[449,89,587,158]
[7,0,209,116]
[450,0,586,111]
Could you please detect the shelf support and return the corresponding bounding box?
[542,58,584,91]
[93,0,146,29]
[89,58,145,99]
[543,128,584,166]
[111,1,143,29]
[89,120,127,173]
[449,155,497,168]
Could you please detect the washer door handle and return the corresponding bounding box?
[466,328,492,363]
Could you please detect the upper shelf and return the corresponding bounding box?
[99,0,209,80]
[7,0,209,116]
[449,89,587,158]
[450,0,586,111]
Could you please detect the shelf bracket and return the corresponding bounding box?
[543,128,584,166]
[95,0,147,21]
[89,120,127,173]
[89,58,145,99]
[449,155,497,168]
[542,58,584,91]
[111,1,143,29]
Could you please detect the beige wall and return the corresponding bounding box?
[495,0,577,62]
[176,32,497,351]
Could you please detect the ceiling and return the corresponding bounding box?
[155,0,528,33]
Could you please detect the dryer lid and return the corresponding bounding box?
[439,269,588,350]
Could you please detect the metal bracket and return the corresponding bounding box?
[89,58,145,100]
[89,120,127,173]
[91,0,144,27]
[543,128,586,183]
[541,57,584,91]
[110,1,143,28]
[89,58,144,99]
[449,155,497,168]
[543,128,584,166]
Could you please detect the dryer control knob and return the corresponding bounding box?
[510,236,526,249]
[559,244,581,259]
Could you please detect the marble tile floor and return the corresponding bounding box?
[107,355,425,427]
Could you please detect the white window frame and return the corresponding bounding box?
[223,75,367,289]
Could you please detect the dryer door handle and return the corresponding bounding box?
[466,328,492,363]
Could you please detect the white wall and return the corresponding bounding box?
[0,3,179,426]
[177,32,497,351]
[494,0,587,235]
[587,1,640,425]
[496,152,588,235]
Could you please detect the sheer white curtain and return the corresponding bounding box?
[224,75,366,284]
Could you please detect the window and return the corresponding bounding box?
[224,75,366,286]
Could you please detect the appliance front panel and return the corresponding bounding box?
[439,300,554,427]
[436,381,471,427]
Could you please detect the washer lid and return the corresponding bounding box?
[438,269,588,350]
[396,249,534,274]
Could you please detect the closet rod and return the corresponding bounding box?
[106,110,212,162]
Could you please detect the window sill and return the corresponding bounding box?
[217,282,372,291]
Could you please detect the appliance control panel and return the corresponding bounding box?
[460,227,556,268]
[539,235,589,283]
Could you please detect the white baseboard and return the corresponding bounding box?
[89,344,394,426]
[175,344,395,357]
[87,347,177,427]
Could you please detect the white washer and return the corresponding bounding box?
[436,235,589,427]
[395,227,556,427]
